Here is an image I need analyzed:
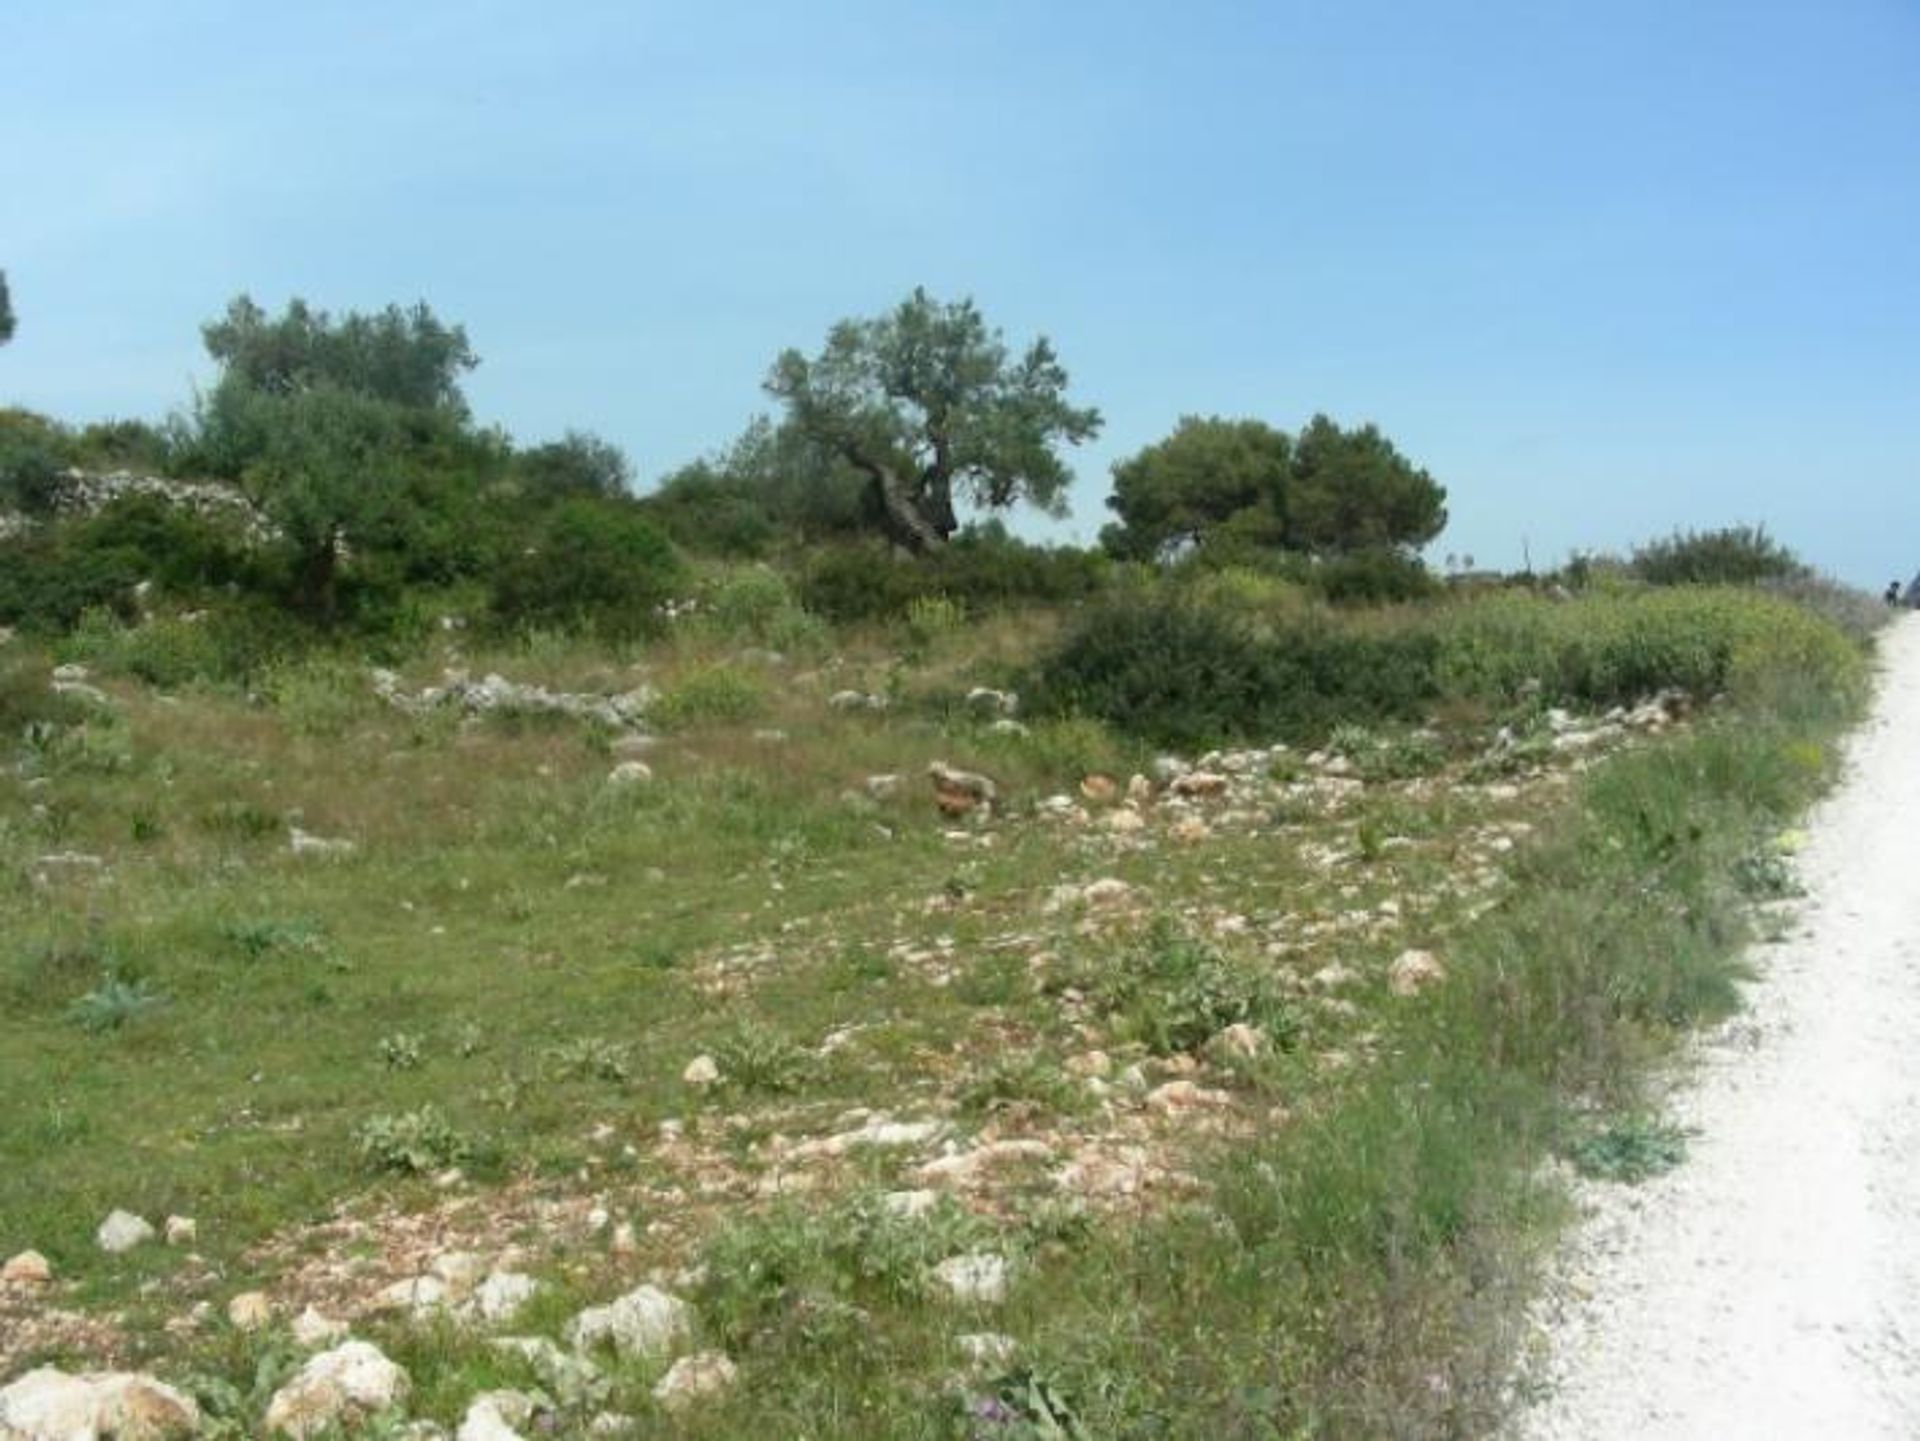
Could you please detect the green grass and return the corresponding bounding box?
[0,585,1873,1435]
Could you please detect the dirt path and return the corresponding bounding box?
[1516,614,1920,1437]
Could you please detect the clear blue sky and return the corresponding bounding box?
[4,1,1916,582]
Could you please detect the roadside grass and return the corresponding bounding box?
[0,585,1873,1435]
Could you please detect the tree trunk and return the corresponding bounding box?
[865,461,951,553]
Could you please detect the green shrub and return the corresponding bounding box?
[652,663,767,729]
[67,975,167,1034]
[355,1106,471,1174]
[1309,548,1438,606]
[489,498,684,639]
[1630,524,1805,587]
[1067,918,1297,1057]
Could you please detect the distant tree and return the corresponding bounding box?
[201,295,477,417]
[1283,414,1447,554]
[1102,416,1291,560]
[765,288,1102,552]
[1629,525,1805,587]
[0,271,14,346]
[1102,412,1447,561]
[515,430,634,501]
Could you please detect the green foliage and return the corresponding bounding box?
[355,1106,471,1174]
[200,294,478,417]
[652,663,767,729]
[800,532,1110,623]
[1310,547,1438,606]
[0,269,13,345]
[544,1037,633,1084]
[489,498,684,639]
[0,407,71,514]
[710,1020,814,1093]
[1068,918,1297,1057]
[1630,524,1805,588]
[67,975,167,1034]
[1287,413,1448,554]
[1102,412,1446,561]
[1102,415,1290,560]
[512,430,633,501]
[645,415,869,556]
[766,288,1102,551]
[1569,1116,1688,1183]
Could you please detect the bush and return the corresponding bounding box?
[1065,918,1297,1056]
[489,498,684,639]
[799,532,1111,623]
[355,1106,472,1174]
[651,663,768,729]
[1309,548,1438,606]
[1630,525,1806,587]
[1028,597,1443,748]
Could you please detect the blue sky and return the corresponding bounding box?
[4,0,1916,582]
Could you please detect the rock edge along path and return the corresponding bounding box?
[1517,615,1920,1438]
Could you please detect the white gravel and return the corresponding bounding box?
[1515,614,1920,1438]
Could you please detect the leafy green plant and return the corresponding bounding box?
[67,974,167,1033]
[710,1020,814,1093]
[651,663,767,729]
[545,1036,633,1083]
[378,1032,424,1070]
[1068,919,1298,1057]
[1570,1116,1689,1183]
[355,1107,471,1174]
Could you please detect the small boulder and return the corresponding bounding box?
[651,1352,738,1411]
[957,1332,1018,1367]
[472,1271,539,1323]
[682,1054,721,1087]
[263,1340,411,1439]
[2,1250,52,1287]
[96,1209,156,1254]
[566,1284,693,1359]
[291,1305,350,1348]
[163,1215,197,1246]
[1388,948,1447,997]
[456,1390,542,1441]
[929,762,996,818]
[0,1367,200,1439]
[606,760,653,786]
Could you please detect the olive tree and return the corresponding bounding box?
[766,288,1101,552]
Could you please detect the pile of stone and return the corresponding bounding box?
[371,669,656,731]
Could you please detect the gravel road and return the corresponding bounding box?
[1515,614,1920,1437]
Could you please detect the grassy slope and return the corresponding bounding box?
[0,595,1870,1436]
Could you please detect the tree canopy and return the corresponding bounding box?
[1101,416,1291,560]
[765,288,1101,552]
[0,271,14,346]
[201,295,478,417]
[1103,412,1447,560]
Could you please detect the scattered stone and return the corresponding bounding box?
[1126,773,1154,804]
[292,1305,350,1348]
[429,1251,489,1296]
[966,687,1019,717]
[1170,771,1229,799]
[828,689,887,712]
[375,668,655,730]
[1389,948,1447,997]
[1211,1022,1267,1060]
[682,1054,721,1087]
[1145,1079,1235,1116]
[1080,877,1135,907]
[228,1290,273,1331]
[489,1338,608,1409]
[288,826,356,859]
[864,773,903,801]
[1310,962,1358,991]
[933,1253,1011,1305]
[263,1341,411,1439]
[785,1115,947,1160]
[0,1368,200,1439]
[915,1139,1054,1187]
[651,1352,738,1411]
[1079,773,1118,803]
[457,1390,542,1441]
[163,1215,197,1246]
[1168,817,1211,844]
[566,1284,693,1359]
[606,760,653,786]
[929,761,996,818]
[96,1209,155,1254]
[1064,1049,1112,1078]
[1104,809,1146,835]
[371,1274,450,1316]
[2,1250,52,1287]
[472,1271,539,1323]
[610,1222,638,1256]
